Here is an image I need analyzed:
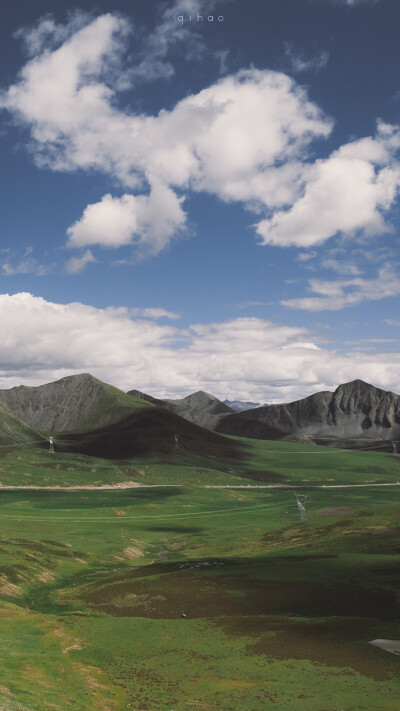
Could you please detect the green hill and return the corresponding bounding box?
[0,402,45,447]
[0,373,153,434]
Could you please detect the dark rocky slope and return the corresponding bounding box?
[127,389,234,430]
[216,380,400,442]
[127,389,165,407]
[163,391,234,430]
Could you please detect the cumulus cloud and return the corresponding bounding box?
[0,13,332,258]
[0,292,399,401]
[1,11,398,262]
[257,124,400,248]
[282,263,400,311]
[66,184,186,256]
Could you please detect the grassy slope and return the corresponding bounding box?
[0,405,44,447]
[233,435,400,485]
[127,435,400,487]
[0,443,398,709]
[1,432,400,488]
[61,377,154,433]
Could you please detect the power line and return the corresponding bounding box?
[0,438,48,449]
[0,501,297,523]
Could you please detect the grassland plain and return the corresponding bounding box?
[0,438,398,710]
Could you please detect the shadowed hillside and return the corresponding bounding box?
[128,388,234,429]
[60,406,245,463]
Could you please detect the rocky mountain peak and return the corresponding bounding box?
[217,379,400,443]
[0,373,146,433]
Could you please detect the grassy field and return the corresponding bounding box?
[1,435,400,488]
[0,439,398,710]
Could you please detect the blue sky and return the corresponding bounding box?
[1,0,400,401]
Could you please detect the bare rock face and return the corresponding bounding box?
[217,380,400,441]
[0,374,148,433]
[163,391,234,430]
[127,389,166,407]
[127,388,235,429]
[325,380,400,437]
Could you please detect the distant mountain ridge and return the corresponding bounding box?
[127,380,400,447]
[216,380,400,443]
[223,399,268,412]
[127,389,234,430]
[164,391,234,430]
[1,375,399,452]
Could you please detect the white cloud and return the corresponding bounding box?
[0,14,332,257]
[297,250,317,262]
[66,184,186,256]
[2,12,398,261]
[282,263,400,311]
[64,250,97,274]
[0,293,399,402]
[256,124,400,248]
[67,195,141,249]
[14,11,90,57]
[320,258,362,276]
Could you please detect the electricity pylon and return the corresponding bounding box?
[293,492,310,521]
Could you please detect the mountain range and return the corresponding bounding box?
[128,379,400,445]
[0,374,243,463]
[0,374,398,456]
[127,389,234,430]
[216,380,400,447]
[223,399,268,412]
